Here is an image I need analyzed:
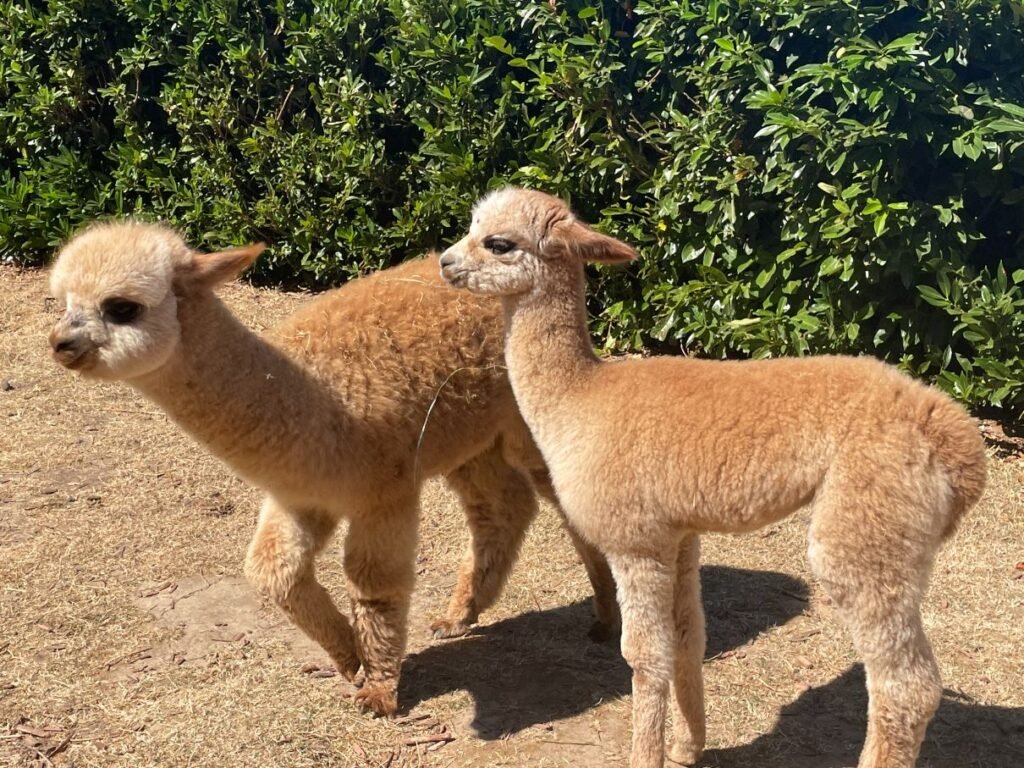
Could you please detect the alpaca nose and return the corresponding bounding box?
[439,250,456,269]
[52,336,80,356]
[48,329,90,368]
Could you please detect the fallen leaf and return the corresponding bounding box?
[15,724,60,739]
[138,580,174,598]
[786,628,821,643]
[103,647,152,670]
[394,712,433,726]
[403,731,454,747]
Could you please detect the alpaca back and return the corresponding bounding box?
[533,354,984,539]
[270,256,520,478]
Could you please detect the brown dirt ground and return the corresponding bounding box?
[1,266,1022,768]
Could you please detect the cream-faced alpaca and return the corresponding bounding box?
[48,221,618,717]
[440,188,987,768]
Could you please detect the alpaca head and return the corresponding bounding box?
[48,221,265,380]
[439,187,637,296]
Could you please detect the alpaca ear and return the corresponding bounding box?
[550,220,638,264]
[186,243,267,288]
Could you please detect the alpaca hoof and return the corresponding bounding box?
[668,739,703,766]
[430,618,472,640]
[587,619,619,643]
[354,680,398,717]
[336,654,362,682]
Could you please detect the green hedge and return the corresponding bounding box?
[3,0,1024,413]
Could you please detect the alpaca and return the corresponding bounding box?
[47,221,618,717]
[439,187,987,768]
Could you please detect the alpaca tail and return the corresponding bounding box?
[925,394,988,540]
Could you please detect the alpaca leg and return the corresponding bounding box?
[531,468,620,639]
[344,502,418,717]
[610,549,679,768]
[809,504,943,768]
[564,524,621,640]
[668,533,706,765]
[432,442,538,639]
[244,497,359,679]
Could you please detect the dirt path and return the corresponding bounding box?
[1,267,1021,767]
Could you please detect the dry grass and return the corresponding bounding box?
[1,265,1021,768]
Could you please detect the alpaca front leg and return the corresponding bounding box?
[344,506,418,717]
[563,524,620,641]
[531,468,620,640]
[610,550,680,768]
[244,498,360,680]
[669,534,706,765]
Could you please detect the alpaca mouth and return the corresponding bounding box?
[440,266,468,287]
[52,344,96,371]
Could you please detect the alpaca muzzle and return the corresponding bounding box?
[439,249,468,287]
[48,327,95,370]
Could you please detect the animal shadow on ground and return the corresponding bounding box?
[705,664,1024,768]
[401,564,809,738]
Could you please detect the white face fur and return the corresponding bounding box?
[48,223,186,381]
[439,187,638,296]
[439,188,561,297]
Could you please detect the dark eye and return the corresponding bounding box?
[484,237,516,255]
[102,298,144,324]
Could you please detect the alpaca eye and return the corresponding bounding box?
[102,298,144,324]
[484,237,515,255]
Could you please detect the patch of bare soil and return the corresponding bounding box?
[1,266,1021,767]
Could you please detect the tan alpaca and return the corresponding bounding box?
[439,187,987,768]
[47,221,618,717]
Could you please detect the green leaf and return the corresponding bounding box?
[885,33,922,51]
[819,256,843,277]
[987,117,1024,134]
[483,36,512,54]
[951,104,974,121]
[917,285,949,308]
[874,212,889,237]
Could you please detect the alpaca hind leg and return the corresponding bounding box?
[669,534,706,765]
[610,549,680,768]
[344,501,418,717]
[244,497,359,679]
[432,441,538,639]
[531,468,620,640]
[809,503,943,768]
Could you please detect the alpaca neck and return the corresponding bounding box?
[130,291,339,494]
[502,260,598,416]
